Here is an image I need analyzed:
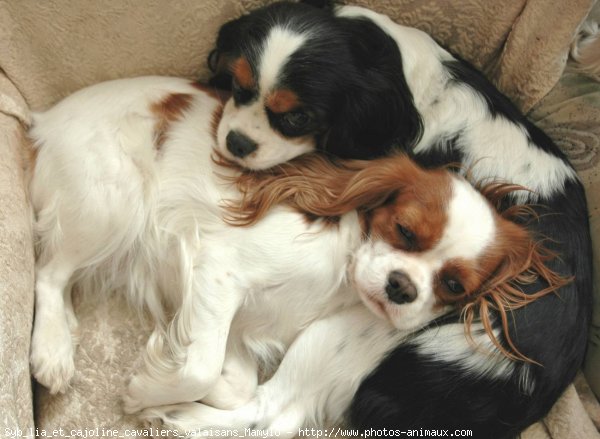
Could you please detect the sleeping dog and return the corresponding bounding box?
[141,151,567,438]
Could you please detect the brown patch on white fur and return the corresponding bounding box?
[366,179,451,252]
[211,103,225,142]
[151,93,194,150]
[228,154,452,228]
[225,153,570,363]
[266,89,301,113]
[457,184,570,363]
[190,82,232,104]
[231,57,255,90]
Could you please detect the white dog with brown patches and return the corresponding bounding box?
[29,77,360,409]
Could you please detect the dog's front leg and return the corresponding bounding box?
[201,335,259,409]
[124,258,246,413]
[143,305,403,436]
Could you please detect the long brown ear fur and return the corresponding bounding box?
[224,155,571,364]
[225,153,439,225]
[459,183,571,364]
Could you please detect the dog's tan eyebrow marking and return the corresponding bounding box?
[266,89,300,113]
[232,57,256,89]
[151,93,194,150]
[190,82,231,104]
[210,103,225,141]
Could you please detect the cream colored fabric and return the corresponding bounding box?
[0,74,31,125]
[576,371,600,432]
[491,0,595,112]
[522,377,600,438]
[0,0,244,111]
[522,383,600,439]
[0,0,599,436]
[0,111,35,432]
[34,292,149,431]
[0,0,594,112]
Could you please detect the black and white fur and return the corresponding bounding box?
[209,1,421,169]
[339,7,591,437]
[161,2,591,437]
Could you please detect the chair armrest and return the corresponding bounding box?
[0,107,35,431]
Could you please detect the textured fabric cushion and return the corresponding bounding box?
[0,0,593,111]
[35,292,149,431]
[0,112,35,432]
[0,0,598,436]
[0,0,241,111]
[521,375,600,438]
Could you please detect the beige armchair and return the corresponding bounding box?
[1,1,599,437]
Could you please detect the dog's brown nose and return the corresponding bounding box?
[226,130,258,158]
[385,270,417,304]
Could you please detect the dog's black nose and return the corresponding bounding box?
[385,270,418,304]
[226,131,258,158]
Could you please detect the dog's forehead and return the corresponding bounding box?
[258,26,307,93]
[434,178,496,261]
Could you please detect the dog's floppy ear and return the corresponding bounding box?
[322,17,423,160]
[208,14,252,88]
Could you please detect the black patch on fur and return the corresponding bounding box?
[299,0,336,10]
[208,2,423,159]
[350,342,528,439]
[316,16,423,159]
[209,2,340,88]
[411,132,464,169]
[444,59,523,122]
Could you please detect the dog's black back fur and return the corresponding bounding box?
[350,53,592,439]
[209,2,592,437]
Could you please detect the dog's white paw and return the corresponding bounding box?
[123,372,188,414]
[123,373,152,414]
[124,366,218,414]
[30,319,75,394]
